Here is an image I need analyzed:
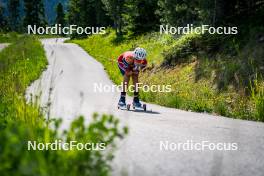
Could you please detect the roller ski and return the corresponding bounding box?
[116,47,148,112]
[117,96,130,110]
[127,97,147,111]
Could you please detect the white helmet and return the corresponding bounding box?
[133,47,147,60]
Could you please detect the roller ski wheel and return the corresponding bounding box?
[133,103,147,112]
[142,104,147,111]
[127,104,131,111]
[118,104,126,110]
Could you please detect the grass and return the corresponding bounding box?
[250,79,264,121]
[71,30,264,122]
[71,30,165,84]
[0,35,47,125]
[0,32,62,44]
[0,35,128,175]
[0,113,128,176]
[0,32,21,43]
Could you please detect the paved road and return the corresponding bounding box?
[26,38,264,176]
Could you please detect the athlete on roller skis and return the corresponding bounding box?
[117,47,147,110]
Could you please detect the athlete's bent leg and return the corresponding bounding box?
[119,71,131,106]
[132,73,141,107]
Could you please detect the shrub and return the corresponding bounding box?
[0,114,128,176]
[0,32,20,43]
[162,33,202,66]
[250,80,264,121]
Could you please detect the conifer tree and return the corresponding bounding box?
[24,0,47,27]
[55,2,65,26]
[8,0,21,31]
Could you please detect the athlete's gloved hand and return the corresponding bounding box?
[132,65,139,75]
[133,65,141,71]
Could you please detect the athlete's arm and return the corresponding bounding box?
[133,59,147,71]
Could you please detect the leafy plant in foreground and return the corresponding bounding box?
[0,114,128,176]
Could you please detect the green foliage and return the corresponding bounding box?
[93,0,112,26]
[0,32,21,43]
[124,0,160,34]
[156,0,202,26]
[71,30,165,83]
[162,33,202,65]
[69,0,263,36]
[0,3,7,31]
[68,0,111,38]
[250,79,264,121]
[194,29,264,91]
[55,3,65,27]
[101,0,125,35]
[213,100,228,116]
[156,0,264,27]
[8,0,21,31]
[0,35,128,175]
[67,0,263,122]
[0,35,47,124]
[72,30,264,121]
[0,114,127,176]
[67,0,80,28]
[23,0,47,28]
[44,0,68,24]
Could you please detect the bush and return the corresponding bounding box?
[0,32,20,43]
[0,114,128,176]
[162,33,202,66]
[250,80,264,121]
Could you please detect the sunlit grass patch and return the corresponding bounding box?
[0,32,21,43]
[0,35,47,125]
[71,30,264,122]
[0,35,128,175]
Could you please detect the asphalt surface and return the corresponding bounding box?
[26,38,264,176]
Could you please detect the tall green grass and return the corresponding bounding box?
[250,79,264,121]
[0,36,127,175]
[71,30,264,121]
[0,32,21,43]
[0,35,47,126]
[71,30,165,84]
